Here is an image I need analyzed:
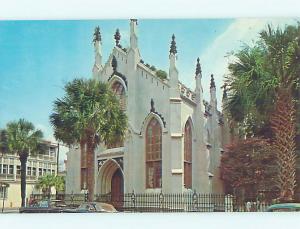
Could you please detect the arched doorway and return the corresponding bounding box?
[97,159,124,210]
[111,168,124,209]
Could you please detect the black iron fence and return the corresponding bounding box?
[31,191,274,212]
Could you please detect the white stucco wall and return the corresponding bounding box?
[66,20,227,195]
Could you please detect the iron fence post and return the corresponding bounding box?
[192,190,198,212]
[131,190,136,212]
[159,192,164,211]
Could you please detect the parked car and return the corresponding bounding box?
[267,203,300,212]
[63,202,117,213]
[19,199,67,213]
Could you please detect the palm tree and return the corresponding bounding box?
[36,174,55,197]
[36,174,65,198]
[226,24,300,201]
[50,79,127,200]
[6,119,43,207]
[260,25,300,201]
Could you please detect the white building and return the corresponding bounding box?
[66,20,229,199]
[0,140,58,208]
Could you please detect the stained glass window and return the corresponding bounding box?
[146,118,162,188]
[184,121,192,189]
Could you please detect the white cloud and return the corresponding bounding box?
[199,18,298,109]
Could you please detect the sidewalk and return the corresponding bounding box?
[1,208,19,213]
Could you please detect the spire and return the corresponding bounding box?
[93,26,101,44]
[114,28,121,47]
[130,19,138,49]
[194,58,203,103]
[195,57,201,76]
[168,34,179,96]
[210,74,217,109]
[92,26,102,79]
[210,74,216,89]
[170,34,177,55]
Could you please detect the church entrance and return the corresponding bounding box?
[111,168,124,209]
[97,159,124,210]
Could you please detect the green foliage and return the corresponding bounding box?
[226,24,300,137]
[150,65,157,71]
[156,70,168,81]
[50,79,128,146]
[220,138,278,197]
[5,119,43,157]
[36,174,65,194]
[0,129,8,154]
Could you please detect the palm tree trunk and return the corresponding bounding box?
[86,138,95,201]
[270,87,297,202]
[20,152,28,207]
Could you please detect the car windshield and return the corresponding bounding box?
[78,203,96,211]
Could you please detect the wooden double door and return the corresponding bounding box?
[111,168,124,209]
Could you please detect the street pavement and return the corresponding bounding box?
[1,208,19,213]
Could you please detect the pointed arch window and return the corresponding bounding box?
[107,81,126,149]
[184,121,192,189]
[111,81,126,111]
[146,118,162,188]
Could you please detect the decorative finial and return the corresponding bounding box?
[222,83,228,99]
[195,57,201,75]
[170,34,177,55]
[93,26,101,44]
[210,74,216,89]
[114,28,121,47]
[150,99,155,112]
[112,56,117,71]
[130,19,138,24]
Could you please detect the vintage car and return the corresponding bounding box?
[266,203,300,212]
[19,199,67,213]
[63,202,117,213]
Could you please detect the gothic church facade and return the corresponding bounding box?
[66,20,229,198]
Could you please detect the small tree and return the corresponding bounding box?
[6,119,43,207]
[156,70,167,80]
[220,138,278,201]
[36,174,65,197]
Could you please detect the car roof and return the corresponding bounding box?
[267,203,300,210]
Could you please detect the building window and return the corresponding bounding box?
[16,166,21,175]
[111,81,126,111]
[9,165,14,174]
[106,81,126,149]
[184,121,192,189]
[43,169,46,175]
[32,167,37,176]
[0,164,2,174]
[27,167,32,176]
[0,186,7,199]
[51,170,55,175]
[3,165,8,174]
[146,118,162,189]
[50,147,56,158]
[39,168,43,176]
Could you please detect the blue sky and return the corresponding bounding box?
[0,19,297,163]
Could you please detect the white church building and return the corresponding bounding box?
[66,19,229,199]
